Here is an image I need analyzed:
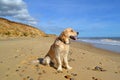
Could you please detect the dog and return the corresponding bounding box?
[42,28,79,71]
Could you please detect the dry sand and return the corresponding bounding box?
[0,37,120,80]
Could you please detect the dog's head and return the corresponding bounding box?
[59,28,79,44]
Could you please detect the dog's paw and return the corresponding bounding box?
[67,66,72,70]
[57,67,62,72]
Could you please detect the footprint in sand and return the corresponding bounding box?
[92,77,101,80]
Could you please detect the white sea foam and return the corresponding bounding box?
[78,38,120,53]
[79,38,120,46]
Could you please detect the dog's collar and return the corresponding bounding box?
[58,37,70,45]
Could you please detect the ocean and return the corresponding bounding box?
[78,37,120,53]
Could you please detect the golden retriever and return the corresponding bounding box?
[42,28,79,71]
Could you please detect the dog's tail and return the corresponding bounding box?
[42,55,51,66]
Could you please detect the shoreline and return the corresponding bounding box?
[75,40,120,54]
[0,37,120,80]
[73,41,120,62]
[93,43,120,53]
[78,38,120,53]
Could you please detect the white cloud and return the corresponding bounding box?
[0,0,37,25]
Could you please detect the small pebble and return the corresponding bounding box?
[92,77,95,79]
[67,71,69,73]
[87,67,91,70]
[23,78,27,80]
[38,72,42,75]
[82,53,85,55]
[70,78,74,80]
[93,66,106,71]
[99,62,102,65]
[64,75,71,79]
[18,66,21,68]
[15,56,18,58]
[22,70,25,72]
[68,58,75,62]
[16,69,19,72]
[54,72,58,74]
[0,61,3,63]
[27,76,30,79]
[92,77,99,80]
[29,78,34,80]
[71,73,77,76]
[115,72,118,74]
[95,66,102,70]
[35,64,39,67]
[7,68,10,70]
[57,71,63,73]
[42,70,46,73]
[6,74,9,77]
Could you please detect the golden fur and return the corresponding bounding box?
[42,28,78,71]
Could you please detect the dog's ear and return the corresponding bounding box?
[59,31,66,43]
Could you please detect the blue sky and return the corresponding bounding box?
[0,0,120,37]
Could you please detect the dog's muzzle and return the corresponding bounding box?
[70,36,76,40]
[70,32,79,40]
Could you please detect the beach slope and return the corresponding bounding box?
[0,37,120,80]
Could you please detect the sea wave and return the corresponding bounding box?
[100,39,120,46]
[79,38,120,46]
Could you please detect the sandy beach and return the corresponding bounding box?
[0,37,120,80]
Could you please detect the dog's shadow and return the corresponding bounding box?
[37,58,56,69]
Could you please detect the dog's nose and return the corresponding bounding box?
[77,32,79,35]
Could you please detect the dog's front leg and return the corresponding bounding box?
[55,56,62,72]
[63,54,72,70]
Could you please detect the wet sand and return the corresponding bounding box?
[0,37,120,80]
